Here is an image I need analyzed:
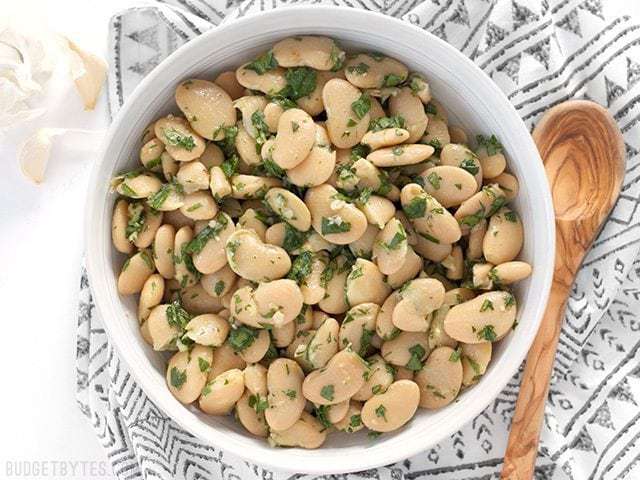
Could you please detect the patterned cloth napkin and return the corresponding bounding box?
[76,1,640,478]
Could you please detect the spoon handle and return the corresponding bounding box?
[500,277,572,479]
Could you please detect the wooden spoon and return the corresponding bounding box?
[501,100,625,479]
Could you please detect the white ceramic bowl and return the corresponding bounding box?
[85,6,555,474]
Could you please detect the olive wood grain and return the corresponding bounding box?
[501,101,625,480]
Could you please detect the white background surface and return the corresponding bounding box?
[1,1,640,479]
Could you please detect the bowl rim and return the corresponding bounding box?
[85,5,555,474]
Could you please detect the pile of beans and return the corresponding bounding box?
[111,36,532,448]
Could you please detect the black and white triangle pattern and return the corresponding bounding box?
[89,0,640,478]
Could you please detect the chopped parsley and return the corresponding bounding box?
[406,344,426,371]
[284,389,297,400]
[184,213,229,254]
[125,203,145,241]
[349,414,362,428]
[163,128,196,151]
[220,154,240,178]
[245,50,278,75]
[368,115,405,132]
[347,62,370,75]
[504,211,518,223]
[460,206,486,229]
[251,110,270,150]
[214,280,225,296]
[478,324,497,342]
[320,384,335,402]
[147,179,183,210]
[403,196,427,219]
[321,216,351,235]
[330,44,345,71]
[480,299,494,312]
[282,223,308,252]
[504,293,516,309]
[287,250,314,284]
[351,94,371,120]
[228,326,259,352]
[269,95,298,110]
[375,404,387,421]
[419,232,440,244]
[166,300,191,330]
[425,102,437,115]
[198,357,210,373]
[248,393,269,413]
[170,367,187,389]
[477,134,503,155]
[279,67,317,100]
[449,347,462,362]
[427,172,442,190]
[350,143,371,161]
[381,225,407,251]
[382,73,405,87]
[315,405,332,429]
[459,158,479,176]
[358,329,375,357]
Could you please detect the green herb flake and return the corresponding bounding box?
[291,121,300,132]
[214,280,225,296]
[125,203,145,241]
[245,50,278,75]
[427,172,442,190]
[477,324,497,342]
[228,325,259,352]
[184,213,229,255]
[186,202,202,212]
[504,293,516,309]
[248,393,269,413]
[163,128,196,151]
[449,347,462,362]
[403,196,427,219]
[406,344,426,371]
[460,206,486,228]
[392,146,404,156]
[459,158,479,176]
[371,384,384,395]
[198,357,211,373]
[279,67,317,100]
[419,232,440,244]
[425,102,438,115]
[282,223,308,253]
[320,384,335,402]
[284,389,297,400]
[375,404,387,421]
[347,62,370,75]
[166,300,192,329]
[351,94,371,120]
[330,44,345,71]
[315,405,332,429]
[368,115,406,132]
[504,211,518,223]
[480,299,494,312]
[350,414,362,428]
[251,110,270,149]
[321,216,352,235]
[170,367,187,389]
[350,144,371,161]
[382,73,405,88]
[288,250,314,284]
[477,134,504,155]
